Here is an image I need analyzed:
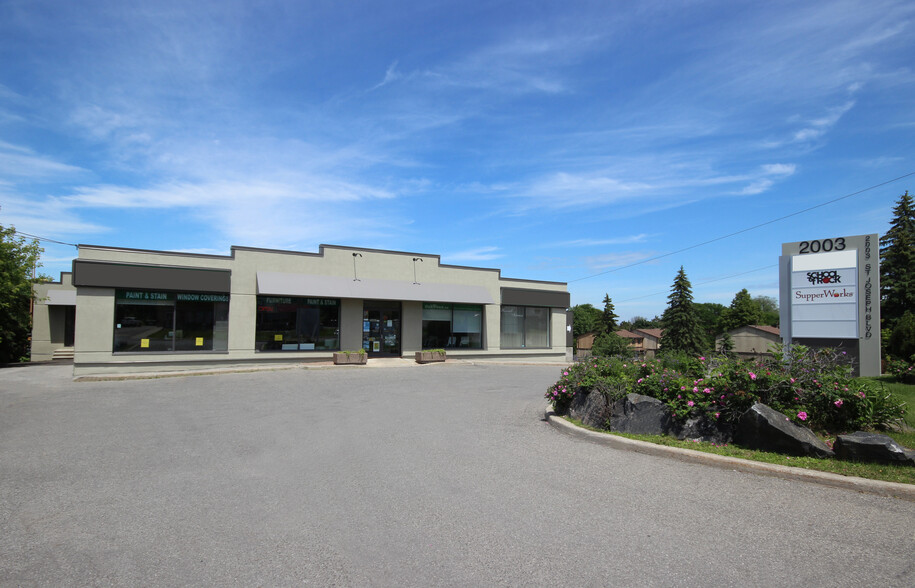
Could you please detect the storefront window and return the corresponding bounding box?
[114,290,229,352]
[500,305,550,348]
[255,297,340,351]
[422,303,483,349]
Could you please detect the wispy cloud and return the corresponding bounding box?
[445,246,502,262]
[584,251,657,270]
[551,234,652,247]
[0,141,85,179]
[370,61,402,91]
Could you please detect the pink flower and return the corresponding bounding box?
[714,412,720,419]
[790,378,795,384]
[563,371,568,376]
[749,372,757,380]
[687,400,695,407]
[699,356,705,361]
[703,388,711,394]
[834,399,843,407]
[858,391,866,399]
[693,387,699,393]
[677,394,682,399]
[637,378,643,383]
[797,411,808,421]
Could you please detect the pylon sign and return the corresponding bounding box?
[779,234,880,376]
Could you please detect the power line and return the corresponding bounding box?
[616,263,778,304]
[10,229,78,248]
[569,170,915,283]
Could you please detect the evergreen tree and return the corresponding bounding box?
[660,266,705,355]
[600,293,619,334]
[0,225,43,363]
[718,289,761,333]
[888,311,915,361]
[880,191,915,330]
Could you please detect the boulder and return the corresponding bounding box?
[673,414,733,445]
[734,403,835,458]
[833,432,915,466]
[609,393,672,436]
[569,388,611,430]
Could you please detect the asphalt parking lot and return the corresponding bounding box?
[2,362,914,586]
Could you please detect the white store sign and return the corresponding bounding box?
[789,250,858,338]
[779,234,880,377]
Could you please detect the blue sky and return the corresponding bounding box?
[2,0,913,320]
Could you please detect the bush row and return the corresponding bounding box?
[546,344,907,433]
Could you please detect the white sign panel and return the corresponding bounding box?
[790,250,857,338]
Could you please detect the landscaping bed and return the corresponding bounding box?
[546,345,915,480]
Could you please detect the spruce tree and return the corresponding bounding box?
[880,191,915,330]
[660,267,705,355]
[600,293,619,334]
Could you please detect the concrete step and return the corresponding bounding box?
[52,347,74,360]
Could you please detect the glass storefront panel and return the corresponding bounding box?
[500,306,524,348]
[363,301,401,356]
[255,297,340,351]
[524,307,549,348]
[114,290,230,352]
[422,303,483,349]
[500,305,550,349]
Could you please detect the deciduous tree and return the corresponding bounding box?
[571,303,601,338]
[0,225,43,363]
[718,289,761,333]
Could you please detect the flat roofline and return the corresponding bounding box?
[77,243,566,286]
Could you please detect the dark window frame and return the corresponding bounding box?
[113,289,230,354]
[499,305,551,349]
[255,296,341,352]
[421,303,484,350]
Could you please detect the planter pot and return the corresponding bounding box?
[415,351,446,364]
[333,352,367,365]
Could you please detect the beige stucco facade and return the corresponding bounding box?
[30,272,77,362]
[45,244,570,377]
[716,325,781,358]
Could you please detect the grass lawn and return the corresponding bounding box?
[562,416,915,486]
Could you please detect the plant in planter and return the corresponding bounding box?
[415,348,446,364]
[333,349,367,365]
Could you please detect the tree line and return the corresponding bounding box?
[572,190,915,359]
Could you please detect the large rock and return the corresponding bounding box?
[569,388,611,430]
[609,393,672,436]
[672,414,733,445]
[734,403,835,458]
[834,432,915,466]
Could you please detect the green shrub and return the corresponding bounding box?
[546,344,907,432]
[888,311,915,360]
[591,332,632,358]
[886,358,915,384]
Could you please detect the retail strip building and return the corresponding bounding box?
[31,244,570,376]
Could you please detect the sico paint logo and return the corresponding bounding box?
[806,270,842,285]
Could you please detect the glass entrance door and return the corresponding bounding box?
[362,301,401,356]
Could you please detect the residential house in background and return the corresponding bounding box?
[632,328,662,358]
[716,324,781,359]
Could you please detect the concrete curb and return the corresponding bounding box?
[545,408,915,502]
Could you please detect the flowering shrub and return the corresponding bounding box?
[886,358,915,384]
[546,344,907,432]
